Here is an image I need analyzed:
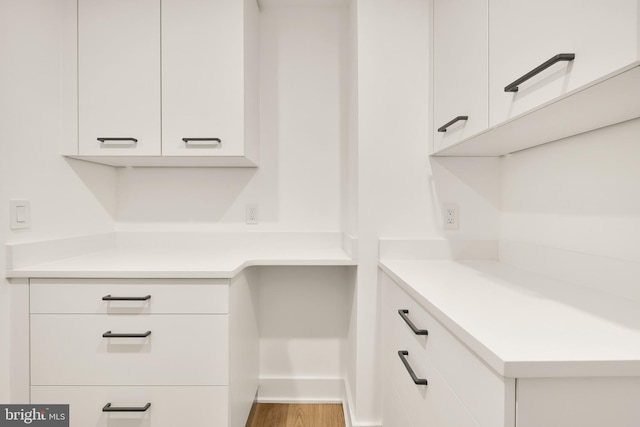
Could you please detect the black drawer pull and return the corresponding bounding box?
[398,310,428,335]
[102,403,151,412]
[102,331,151,338]
[437,116,468,132]
[504,53,575,92]
[398,351,428,386]
[102,295,151,301]
[182,138,221,145]
[97,137,138,144]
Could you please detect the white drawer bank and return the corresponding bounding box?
[5,232,356,426]
[29,276,258,427]
[380,260,640,427]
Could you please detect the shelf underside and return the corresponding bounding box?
[433,63,640,157]
[64,155,258,168]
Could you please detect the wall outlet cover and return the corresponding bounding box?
[443,203,459,230]
[246,204,259,225]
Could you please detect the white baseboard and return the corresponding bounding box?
[257,378,381,427]
[257,378,344,403]
[342,378,382,427]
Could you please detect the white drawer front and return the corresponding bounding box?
[383,338,479,427]
[382,271,514,427]
[30,279,228,314]
[31,385,227,427]
[382,370,416,427]
[31,314,228,385]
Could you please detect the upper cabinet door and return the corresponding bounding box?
[162,0,246,157]
[432,0,488,153]
[78,0,161,156]
[489,0,640,127]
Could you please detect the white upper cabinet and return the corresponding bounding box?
[162,0,246,158]
[489,0,640,126]
[78,0,161,156]
[73,0,259,167]
[432,0,488,153]
[432,0,640,156]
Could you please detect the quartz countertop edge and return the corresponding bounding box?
[378,259,640,379]
[7,247,356,279]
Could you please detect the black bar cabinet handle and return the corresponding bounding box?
[437,116,468,132]
[97,138,138,143]
[182,138,222,144]
[102,295,151,301]
[398,351,428,386]
[102,403,151,412]
[398,310,428,335]
[102,331,151,338]
[504,53,575,92]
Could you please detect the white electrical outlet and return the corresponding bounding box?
[246,204,258,225]
[443,204,459,230]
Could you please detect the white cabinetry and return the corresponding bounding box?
[432,0,488,152]
[381,269,640,427]
[78,0,161,156]
[31,314,228,385]
[515,377,640,427]
[72,0,259,167]
[381,271,514,427]
[489,0,640,126]
[31,386,228,427]
[29,277,258,427]
[432,0,640,156]
[162,0,258,161]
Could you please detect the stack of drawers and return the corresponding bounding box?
[29,278,231,427]
[380,271,515,427]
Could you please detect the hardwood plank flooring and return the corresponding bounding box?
[246,403,346,427]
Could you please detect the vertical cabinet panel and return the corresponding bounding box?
[432,0,488,153]
[489,0,640,127]
[162,0,245,157]
[78,0,161,156]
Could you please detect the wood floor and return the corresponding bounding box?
[245,403,346,427]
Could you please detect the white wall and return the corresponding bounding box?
[502,118,640,263]
[0,0,117,401]
[116,4,349,232]
[0,0,506,419]
[352,0,501,423]
[0,2,116,244]
[0,72,8,402]
[500,118,640,302]
[258,267,352,381]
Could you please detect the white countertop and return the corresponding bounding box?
[379,259,640,378]
[6,232,356,279]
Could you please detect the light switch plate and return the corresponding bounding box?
[10,200,31,230]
